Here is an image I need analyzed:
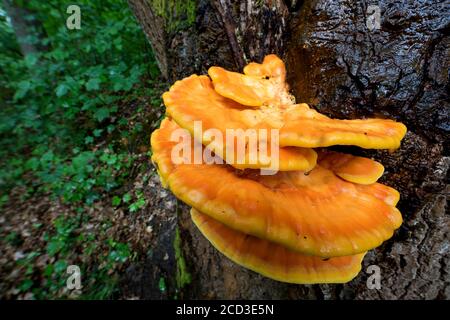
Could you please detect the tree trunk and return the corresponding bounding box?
[2,0,47,56]
[125,0,449,299]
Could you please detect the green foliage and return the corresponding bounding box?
[159,277,166,292]
[0,0,159,200]
[173,227,191,289]
[0,0,164,299]
[150,0,196,32]
[13,214,133,299]
[46,215,80,256]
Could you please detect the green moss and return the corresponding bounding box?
[158,277,166,292]
[149,0,197,32]
[173,227,191,289]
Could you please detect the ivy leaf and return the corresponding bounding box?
[52,49,68,61]
[25,157,39,171]
[19,279,34,292]
[106,155,117,165]
[112,76,127,91]
[129,198,145,212]
[113,38,122,50]
[24,54,38,67]
[54,260,68,273]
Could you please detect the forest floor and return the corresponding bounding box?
[0,88,167,299]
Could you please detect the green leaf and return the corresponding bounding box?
[94,108,110,121]
[108,243,130,263]
[14,81,31,100]
[24,54,38,67]
[122,193,131,203]
[129,198,145,212]
[54,260,68,273]
[47,240,63,256]
[106,155,117,165]
[51,49,68,61]
[40,151,55,163]
[93,129,103,137]
[19,279,34,292]
[25,157,39,171]
[84,136,94,144]
[86,78,101,91]
[159,277,166,292]
[56,84,69,97]
[113,38,122,50]
[44,264,54,277]
[112,196,121,206]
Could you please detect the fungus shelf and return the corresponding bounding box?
[150,54,406,284]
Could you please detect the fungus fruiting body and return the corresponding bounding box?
[163,56,406,152]
[191,208,366,284]
[152,118,402,257]
[151,54,406,284]
[318,151,385,185]
[162,75,317,171]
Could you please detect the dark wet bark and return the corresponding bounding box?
[125,0,449,299]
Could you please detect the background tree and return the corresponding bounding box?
[2,0,48,56]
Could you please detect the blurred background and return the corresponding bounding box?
[0,0,166,299]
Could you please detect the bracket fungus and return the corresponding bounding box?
[164,55,406,154]
[151,118,402,257]
[208,54,292,107]
[318,151,385,185]
[162,74,317,171]
[191,208,366,284]
[151,54,407,284]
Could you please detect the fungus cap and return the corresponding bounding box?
[318,151,385,185]
[208,54,292,107]
[151,118,403,257]
[153,103,317,171]
[191,208,366,284]
[164,72,407,151]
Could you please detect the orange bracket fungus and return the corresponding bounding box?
[164,55,406,154]
[162,74,317,171]
[151,118,402,257]
[151,54,407,284]
[191,208,366,284]
[318,150,385,185]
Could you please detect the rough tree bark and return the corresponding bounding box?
[125,0,449,299]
